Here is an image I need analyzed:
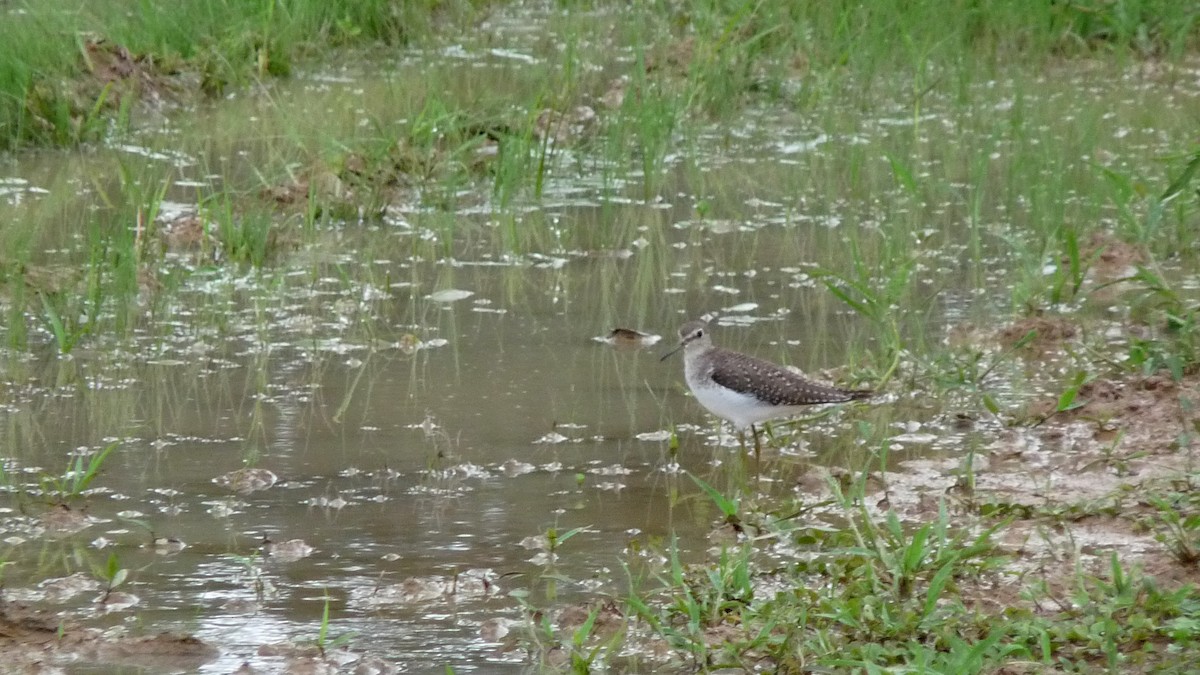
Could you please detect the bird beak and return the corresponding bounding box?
[659,342,683,361]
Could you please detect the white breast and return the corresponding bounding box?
[687,375,801,430]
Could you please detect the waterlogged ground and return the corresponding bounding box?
[2,5,1200,673]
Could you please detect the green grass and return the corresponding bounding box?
[0,0,488,150]
[613,494,1013,671]
[3,0,1197,151]
[516,472,1200,673]
[36,441,118,504]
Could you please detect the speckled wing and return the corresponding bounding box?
[709,350,872,407]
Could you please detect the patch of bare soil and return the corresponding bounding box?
[776,369,1200,626]
[0,600,218,671]
[996,315,1079,350]
[893,369,1199,607]
[78,37,187,109]
[1068,230,1146,279]
[1028,373,1195,446]
[22,36,193,144]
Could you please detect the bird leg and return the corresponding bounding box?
[749,424,764,484]
[750,424,762,465]
[734,425,762,483]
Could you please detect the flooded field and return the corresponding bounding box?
[2,3,1200,673]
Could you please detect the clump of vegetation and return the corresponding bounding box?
[36,442,118,505]
[516,473,1200,673]
[0,0,488,150]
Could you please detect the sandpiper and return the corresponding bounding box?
[661,320,872,458]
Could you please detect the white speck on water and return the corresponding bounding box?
[427,289,474,302]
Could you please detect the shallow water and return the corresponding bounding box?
[1,7,1198,672]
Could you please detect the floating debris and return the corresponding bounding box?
[501,459,537,477]
[890,432,939,445]
[307,495,348,509]
[41,504,95,536]
[635,430,674,442]
[533,432,570,444]
[594,328,661,348]
[775,134,829,154]
[214,468,278,495]
[159,213,220,252]
[426,288,474,303]
[98,591,140,613]
[593,482,626,492]
[723,302,759,313]
[152,537,187,553]
[263,538,315,562]
[534,105,597,144]
[672,218,742,233]
[398,333,449,354]
[350,569,496,608]
[480,617,516,642]
[587,464,634,476]
[205,499,242,518]
[7,572,100,604]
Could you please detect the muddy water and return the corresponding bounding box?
[0,280,881,672]
[0,254,896,672]
[3,19,1198,675]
